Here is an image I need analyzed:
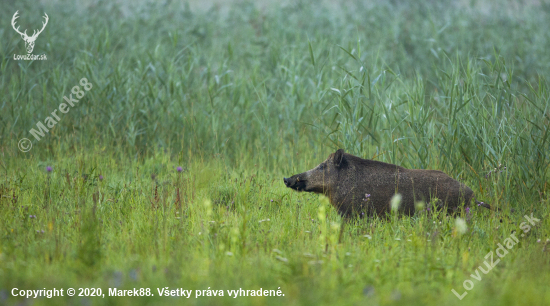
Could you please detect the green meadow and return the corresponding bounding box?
[1,0,550,305]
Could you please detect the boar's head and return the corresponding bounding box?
[283,149,346,194]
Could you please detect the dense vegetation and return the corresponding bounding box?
[1,0,549,305]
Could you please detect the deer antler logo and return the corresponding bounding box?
[11,11,49,54]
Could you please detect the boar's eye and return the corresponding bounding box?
[318,163,325,170]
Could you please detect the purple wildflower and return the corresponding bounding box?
[465,207,470,213]
[46,166,52,172]
[537,239,541,243]
[99,175,104,181]
[29,215,36,219]
[270,199,273,202]
[177,166,183,172]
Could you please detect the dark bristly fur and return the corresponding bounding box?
[284,149,491,217]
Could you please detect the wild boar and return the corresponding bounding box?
[284,149,489,217]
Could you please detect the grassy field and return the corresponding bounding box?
[1,0,550,305]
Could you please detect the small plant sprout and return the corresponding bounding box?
[204,198,213,218]
[414,201,425,211]
[390,194,402,212]
[455,217,467,235]
[318,202,326,221]
[317,195,329,221]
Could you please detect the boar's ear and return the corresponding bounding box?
[334,149,345,167]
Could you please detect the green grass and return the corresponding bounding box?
[1,0,550,305]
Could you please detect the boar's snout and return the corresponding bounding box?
[283,177,292,187]
[283,175,306,191]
